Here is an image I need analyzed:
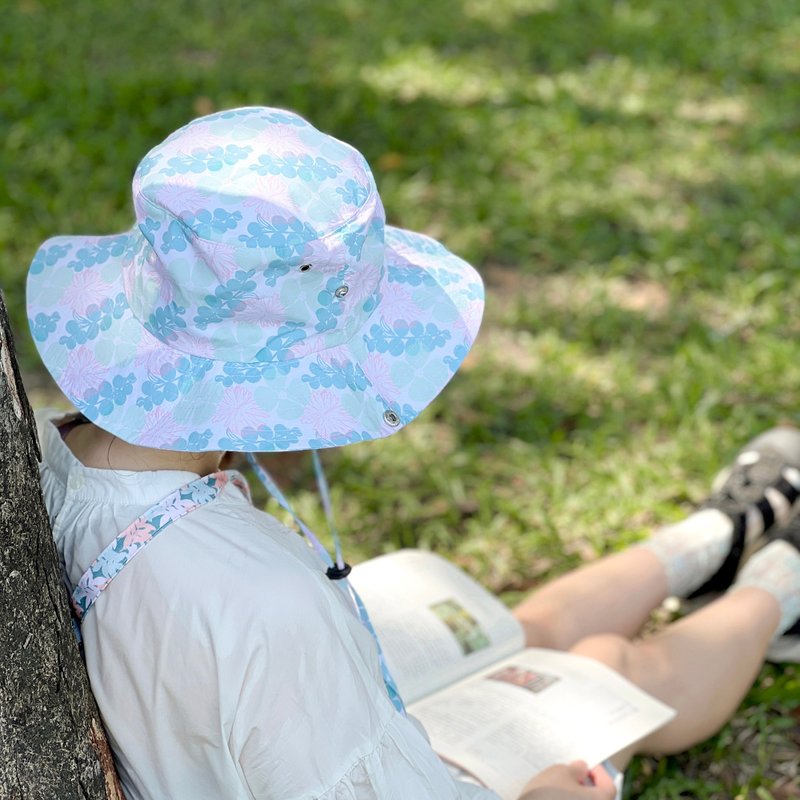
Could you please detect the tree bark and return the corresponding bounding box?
[0,291,123,800]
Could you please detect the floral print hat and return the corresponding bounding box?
[27,107,484,452]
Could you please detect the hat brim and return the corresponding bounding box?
[27,226,484,452]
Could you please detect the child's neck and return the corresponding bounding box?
[63,422,224,476]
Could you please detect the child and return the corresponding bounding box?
[28,107,800,800]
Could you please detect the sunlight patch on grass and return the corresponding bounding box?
[461,0,557,28]
[360,46,510,105]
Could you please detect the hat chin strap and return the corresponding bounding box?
[245,451,407,715]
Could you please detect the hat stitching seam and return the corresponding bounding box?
[134,182,377,255]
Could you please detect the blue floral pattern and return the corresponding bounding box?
[250,153,341,181]
[144,302,187,342]
[387,265,438,287]
[301,358,371,391]
[138,217,162,245]
[314,274,348,334]
[238,215,318,257]
[444,344,469,373]
[59,294,128,349]
[77,374,137,417]
[182,208,242,238]
[136,153,163,179]
[215,360,297,386]
[161,220,191,254]
[194,270,257,330]
[27,106,484,452]
[30,242,72,275]
[308,430,372,448]
[219,424,302,450]
[363,320,451,356]
[260,110,309,126]
[160,144,253,175]
[136,356,214,411]
[173,429,213,450]
[379,399,418,426]
[254,322,307,362]
[30,311,61,342]
[336,179,369,207]
[68,236,133,272]
[343,232,366,258]
[71,470,248,620]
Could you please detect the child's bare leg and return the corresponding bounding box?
[576,538,799,757]
[513,548,668,650]
[570,586,779,755]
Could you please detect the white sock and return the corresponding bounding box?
[733,540,800,637]
[639,508,735,597]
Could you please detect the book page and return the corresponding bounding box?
[409,647,675,800]
[350,550,525,703]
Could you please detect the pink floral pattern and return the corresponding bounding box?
[362,352,398,399]
[61,270,112,314]
[139,408,185,448]
[27,107,484,453]
[122,520,157,549]
[213,386,267,433]
[300,390,358,438]
[71,470,249,620]
[60,348,108,397]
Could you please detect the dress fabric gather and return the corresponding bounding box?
[36,411,498,800]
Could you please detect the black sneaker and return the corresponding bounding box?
[688,426,800,598]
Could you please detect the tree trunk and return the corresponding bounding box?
[0,292,123,800]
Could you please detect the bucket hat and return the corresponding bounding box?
[27,107,484,452]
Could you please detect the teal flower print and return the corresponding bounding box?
[160,145,253,176]
[161,220,191,254]
[387,265,437,288]
[144,302,187,343]
[250,153,341,181]
[78,373,136,417]
[136,356,213,411]
[68,236,133,272]
[363,320,451,356]
[58,294,128,349]
[194,270,257,330]
[336,179,369,207]
[31,242,72,275]
[238,215,318,258]
[30,312,61,342]
[343,232,366,258]
[301,358,371,391]
[182,208,242,239]
[218,424,302,451]
[254,322,306,362]
[173,429,213,450]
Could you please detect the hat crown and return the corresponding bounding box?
[124,107,385,364]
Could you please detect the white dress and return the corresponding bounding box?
[37,412,500,800]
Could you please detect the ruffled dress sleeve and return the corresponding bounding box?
[228,551,501,800]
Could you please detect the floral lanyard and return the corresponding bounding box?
[70,456,406,716]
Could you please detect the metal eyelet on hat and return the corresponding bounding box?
[383,409,401,427]
[334,285,349,299]
[299,263,312,272]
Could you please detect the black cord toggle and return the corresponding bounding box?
[326,562,352,580]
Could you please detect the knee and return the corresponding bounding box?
[569,633,633,679]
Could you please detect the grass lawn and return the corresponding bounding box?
[3,0,800,796]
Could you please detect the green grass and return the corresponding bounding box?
[4,0,800,796]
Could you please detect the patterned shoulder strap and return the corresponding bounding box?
[71,470,249,622]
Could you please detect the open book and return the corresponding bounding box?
[349,550,675,800]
